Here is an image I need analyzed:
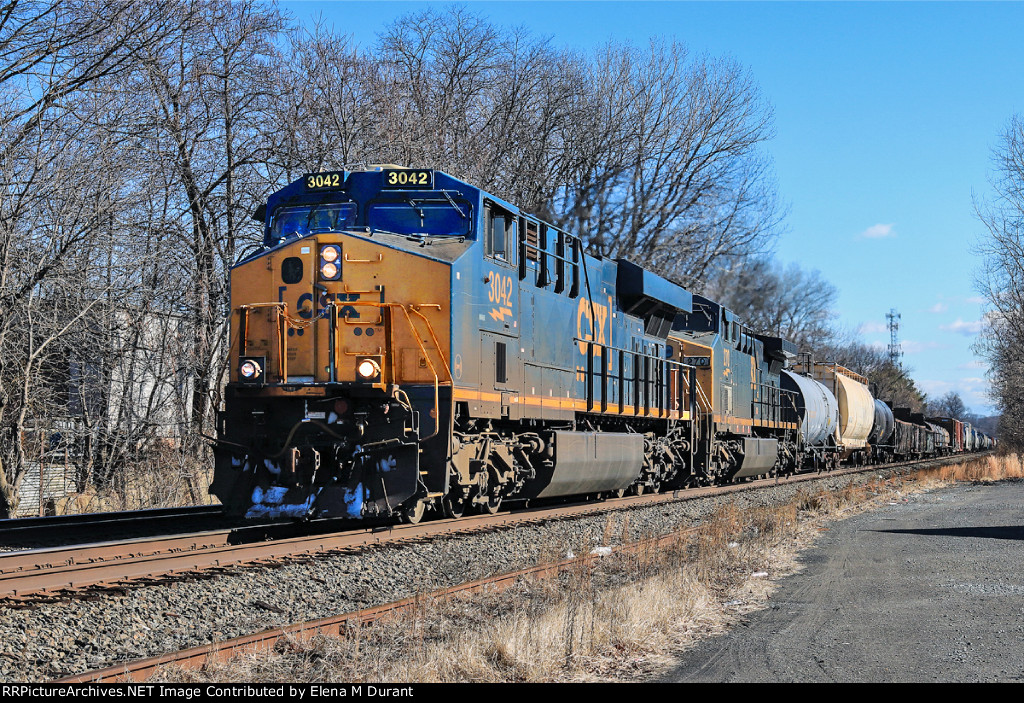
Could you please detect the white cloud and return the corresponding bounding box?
[900,340,946,354]
[861,223,895,239]
[958,360,986,370]
[918,377,994,414]
[965,296,985,304]
[940,318,983,336]
[857,321,888,335]
[927,302,947,314]
[918,379,953,396]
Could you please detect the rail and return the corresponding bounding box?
[52,450,991,683]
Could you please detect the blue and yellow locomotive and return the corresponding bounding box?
[213,166,714,521]
[210,166,986,523]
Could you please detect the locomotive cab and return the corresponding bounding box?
[213,168,471,521]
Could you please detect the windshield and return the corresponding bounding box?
[367,199,472,238]
[271,203,357,241]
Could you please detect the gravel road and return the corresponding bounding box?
[660,479,1024,683]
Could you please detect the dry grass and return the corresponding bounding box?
[49,450,217,516]
[154,455,1017,683]
[915,452,1024,484]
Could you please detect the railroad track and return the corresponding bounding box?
[59,525,697,683]
[0,505,229,550]
[57,451,984,683]
[0,453,976,605]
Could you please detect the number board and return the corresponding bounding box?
[304,172,345,191]
[382,169,433,189]
[682,356,711,368]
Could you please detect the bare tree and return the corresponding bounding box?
[705,256,839,351]
[373,6,586,207]
[269,22,376,179]
[975,114,1024,448]
[126,0,285,442]
[550,40,783,287]
[287,8,784,289]
[929,391,968,419]
[0,0,182,516]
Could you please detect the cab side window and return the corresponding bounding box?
[484,204,516,265]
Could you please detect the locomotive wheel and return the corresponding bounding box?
[442,493,466,519]
[481,492,502,515]
[401,499,427,525]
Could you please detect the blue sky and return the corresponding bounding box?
[280,1,1023,415]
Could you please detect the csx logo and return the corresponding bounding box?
[577,297,612,354]
[279,286,361,320]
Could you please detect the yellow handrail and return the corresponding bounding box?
[238,302,289,380]
[694,377,713,414]
[329,300,451,442]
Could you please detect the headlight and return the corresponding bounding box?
[320,245,342,280]
[321,261,339,279]
[238,356,265,384]
[357,358,381,380]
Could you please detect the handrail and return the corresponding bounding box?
[693,376,712,414]
[233,299,450,443]
[574,338,703,418]
[344,252,383,263]
[327,300,451,442]
[238,302,290,380]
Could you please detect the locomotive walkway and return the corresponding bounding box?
[660,478,1024,682]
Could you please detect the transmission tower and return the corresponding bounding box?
[886,308,903,367]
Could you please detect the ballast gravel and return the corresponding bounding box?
[0,471,892,682]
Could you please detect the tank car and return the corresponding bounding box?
[868,399,896,464]
[779,369,840,469]
[792,361,874,465]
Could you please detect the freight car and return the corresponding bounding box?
[780,367,839,470]
[210,166,992,522]
[928,417,964,454]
